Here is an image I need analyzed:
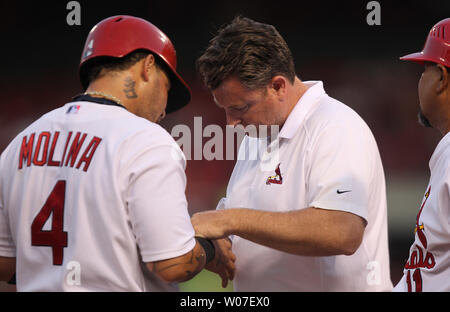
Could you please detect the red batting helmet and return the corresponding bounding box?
[400,18,450,67]
[79,15,191,113]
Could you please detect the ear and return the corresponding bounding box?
[142,54,156,82]
[269,76,288,96]
[436,64,449,94]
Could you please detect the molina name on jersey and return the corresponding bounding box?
[18,131,102,172]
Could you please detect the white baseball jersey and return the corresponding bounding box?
[220,81,393,291]
[0,97,196,291]
[393,132,450,292]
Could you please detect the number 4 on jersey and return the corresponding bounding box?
[31,180,68,265]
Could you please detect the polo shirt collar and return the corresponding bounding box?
[278,81,326,139]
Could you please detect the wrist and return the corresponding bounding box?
[195,237,216,263]
[223,208,248,237]
[221,209,238,237]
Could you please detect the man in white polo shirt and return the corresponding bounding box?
[193,16,393,291]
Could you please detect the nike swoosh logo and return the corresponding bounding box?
[337,189,352,194]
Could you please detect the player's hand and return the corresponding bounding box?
[191,210,230,239]
[205,238,236,288]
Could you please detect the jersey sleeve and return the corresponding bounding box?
[0,153,16,257]
[306,119,377,221]
[122,134,195,263]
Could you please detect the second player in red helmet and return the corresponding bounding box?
[400,18,450,68]
[395,18,450,292]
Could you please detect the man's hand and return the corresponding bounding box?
[191,210,231,240]
[205,238,236,288]
[191,210,236,287]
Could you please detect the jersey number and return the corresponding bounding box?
[406,269,422,292]
[31,180,68,265]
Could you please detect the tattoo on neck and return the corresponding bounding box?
[123,77,138,99]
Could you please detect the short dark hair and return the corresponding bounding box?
[196,16,296,91]
[80,49,165,89]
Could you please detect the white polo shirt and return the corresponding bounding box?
[393,132,450,292]
[0,100,196,291]
[220,81,393,291]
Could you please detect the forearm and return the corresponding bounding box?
[219,207,365,256]
[146,241,206,283]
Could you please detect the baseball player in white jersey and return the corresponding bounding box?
[394,18,450,292]
[193,16,393,291]
[0,16,235,291]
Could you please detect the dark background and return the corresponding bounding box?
[0,0,449,288]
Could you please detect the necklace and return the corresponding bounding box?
[84,91,123,107]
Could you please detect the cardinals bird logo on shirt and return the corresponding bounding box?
[266,163,283,185]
